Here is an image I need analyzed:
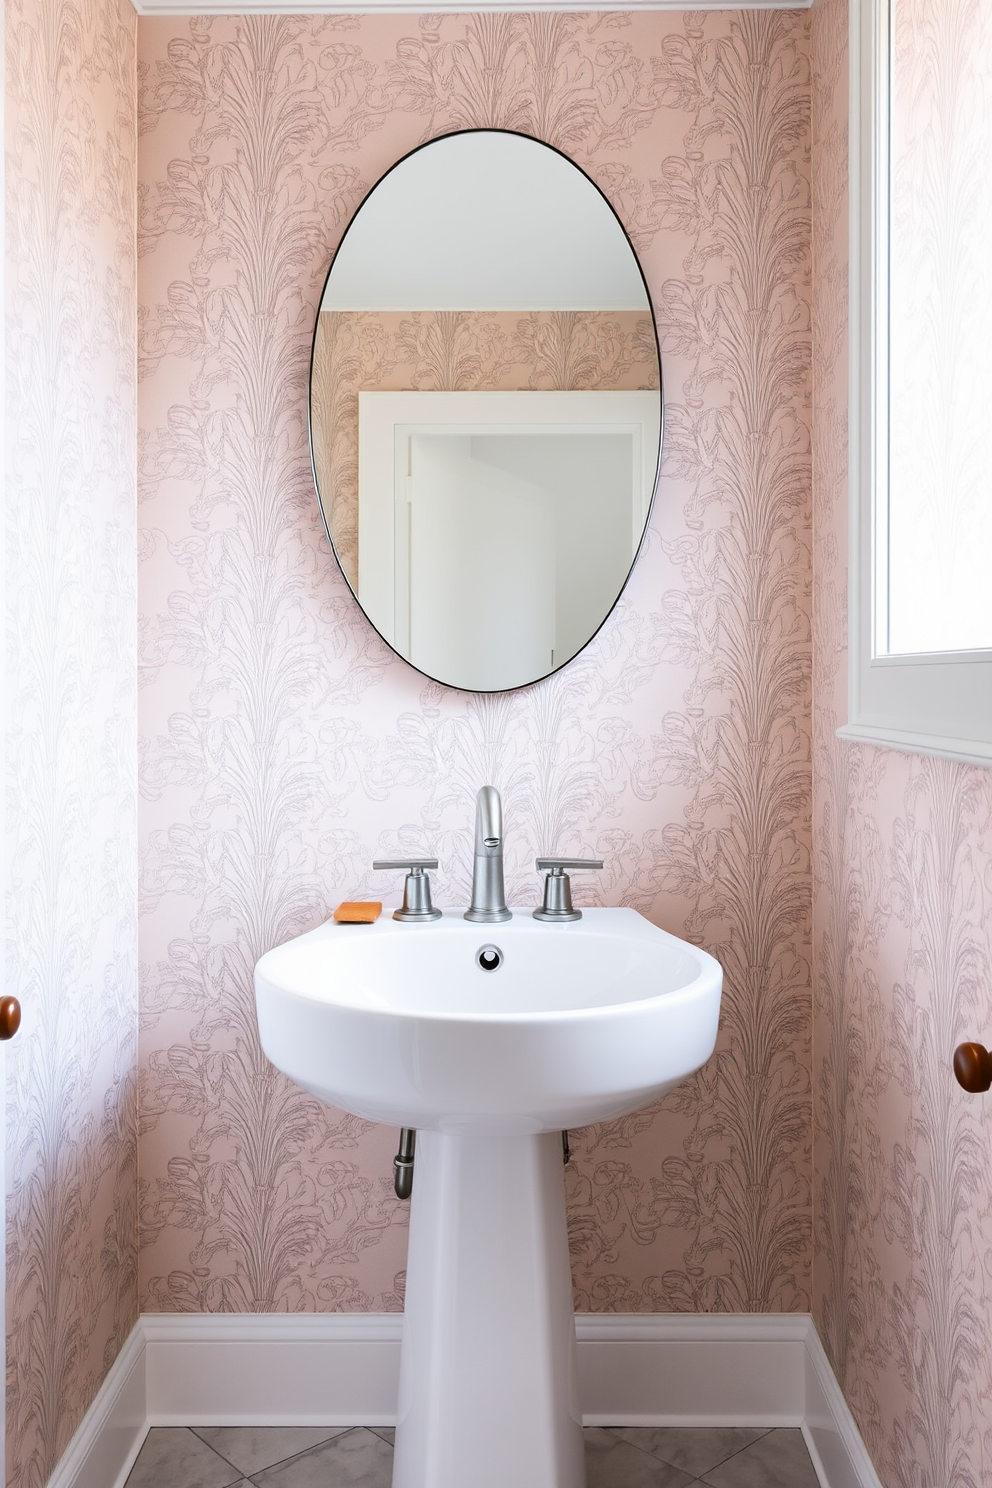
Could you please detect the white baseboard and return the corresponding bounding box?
[576,1312,809,1427]
[803,1326,886,1488]
[46,1327,146,1488]
[143,1313,403,1427]
[47,1312,882,1488]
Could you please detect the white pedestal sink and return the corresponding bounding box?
[255,908,721,1488]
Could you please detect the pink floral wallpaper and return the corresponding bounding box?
[11,0,992,1482]
[811,1,992,1484]
[312,307,658,586]
[137,11,813,1319]
[8,2,992,1482]
[5,0,138,1481]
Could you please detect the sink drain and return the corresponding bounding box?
[476,944,503,972]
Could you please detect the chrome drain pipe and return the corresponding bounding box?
[394,1128,416,1199]
[395,1127,567,1198]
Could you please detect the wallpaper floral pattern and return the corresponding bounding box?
[137,10,813,1319]
[8,2,992,1482]
[5,0,138,1481]
[811,1,992,1484]
[312,308,658,586]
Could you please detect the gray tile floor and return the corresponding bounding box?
[123,1423,822,1487]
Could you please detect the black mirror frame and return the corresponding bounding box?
[307,126,664,695]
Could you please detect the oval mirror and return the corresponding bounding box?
[310,129,662,693]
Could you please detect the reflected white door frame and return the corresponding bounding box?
[358,389,659,671]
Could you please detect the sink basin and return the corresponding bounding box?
[255,907,721,1134]
[254,906,722,1488]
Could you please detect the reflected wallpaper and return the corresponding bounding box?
[137,10,813,1319]
[311,308,658,587]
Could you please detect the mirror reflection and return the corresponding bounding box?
[310,129,662,692]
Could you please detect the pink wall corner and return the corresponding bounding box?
[5,0,140,1480]
[811,0,992,1483]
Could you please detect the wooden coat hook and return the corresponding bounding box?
[0,996,21,1041]
[954,1042,992,1093]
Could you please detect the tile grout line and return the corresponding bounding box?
[602,1424,776,1477]
[696,1429,799,1488]
[187,1424,255,1481]
[129,1424,813,1488]
[602,1425,696,1475]
[699,1425,775,1474]
[243,1428,386,1487]
[186,1425,364,1484]
[130,1426,247,1488]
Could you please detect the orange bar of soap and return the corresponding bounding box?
[333,901,382,924]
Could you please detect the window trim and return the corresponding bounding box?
[839,0,992,767]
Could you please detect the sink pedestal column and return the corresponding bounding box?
[392,1129,585,1488]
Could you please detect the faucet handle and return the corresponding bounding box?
[372,860,442,922]
[533,858,603,922]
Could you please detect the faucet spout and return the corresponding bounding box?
[465,785,512,923]
[475,783,502,853]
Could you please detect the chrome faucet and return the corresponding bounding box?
[464,785,511,923]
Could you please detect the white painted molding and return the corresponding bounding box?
[143,1312,403,1427]
[803,1326,885,1488]
[47,1312,881,1488]
[132,0,812,14]
[357,389,659,656]
[46,1326,147,1488]
[837,721,992,769]
[845,0,992,757]
[576,1312,808,1428]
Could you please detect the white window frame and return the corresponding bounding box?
[839,0,992,767]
